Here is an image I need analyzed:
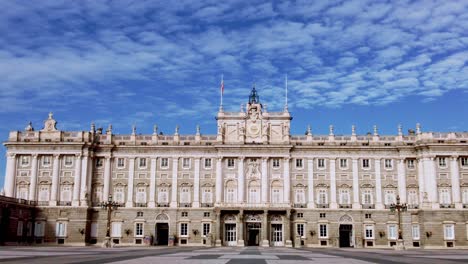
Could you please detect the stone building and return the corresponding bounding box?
[2,87,468,248]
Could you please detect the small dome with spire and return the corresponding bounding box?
[248,85,260,104]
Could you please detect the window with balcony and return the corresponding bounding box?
[225,188,236,203]
[384,190,396,205]
[294,189,305,205]
[439,189,451,205]
[339,189,350,206]
[202,188,213,204]
[136,187,147,205]
[157,188,168,204]
[317,189,328,206]
[407,159,415,169]
[362,189,373,205]
[60,186,71,203]
[180,187,191,204]
[407,189,419,208]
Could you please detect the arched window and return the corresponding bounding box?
[158,188,168,203]
[316,189,328,205]
[295,189,305,204]
[407,189,418,205]
[202,188,212,203]
[339,189,350,205]
[180,187,191,203]
[38,185,49,201]
[60,185,72,202]
[248,181,260,204]
[136,187,147,203]
[225,180,237,203]
[271,181,283,203]
[362,189,373,205]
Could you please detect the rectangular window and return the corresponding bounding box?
[136,187,146,203]
[317,189,328,204]
[461,157,468,167]
[340,159,347,168]
[412,225,420,240]
[365,225,374,239]
[439,157,447,167]
[203,212,210,218]
[111,222,122,237]
[296,159,303,168]
[204,158,212,168]
[362,159,370,168]
[388,225,397,240]
[21,156,30,166]
[17,221,23,236]
[362,189,373,204]
[34,222,45,237]
[181,211,188,217]
[365,213,372,219]
[203,223,210,236]
[297,213,304,218]
[439,189,451,204]
[135,223,144,237]
[42,156,51,166]
[384,190,396,205]
[96,158,103,168]
[158,188,168,203]
[295,189,305,204]
[319,213,326,218]
[384,159,393,169]
[202,188,213,203]
[339,189,350,205]
[444,224,454,240]
[183,158,190,168]
[407,159,415,169]
[56,222,67,237]
[161,158,168,168]
[227,158,235,168]
[297,223,305,237]
[317,159,325,168]
[180,223,188,236]
[272,159,280,168]
[64,156,73,166]
[139,158,147,168]
[319,224,328,238]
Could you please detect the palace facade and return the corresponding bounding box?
[2,88,468,248]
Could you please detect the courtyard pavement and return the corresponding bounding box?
[0,246,467,264]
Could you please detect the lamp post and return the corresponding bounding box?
[100,194,120,247]
[390,195,407,250]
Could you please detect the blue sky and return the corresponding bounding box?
[1,0,468,189]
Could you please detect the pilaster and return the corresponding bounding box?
[261,158,269,204]
[329,158,337,209]
[170,157,179,208]
[50,154,60,206]
[215,158,222,204]
[237,157,245,204]
[4,153,17,198]
[103,156,111,202]
[375,159,383,210]
[352,158,360,209]
[126,157,135,207]
[307,158,315,208]
[148,157,157,208]
[72,154,82,206]
[450,156,462,209]
[193,158,200,208]
[397,159,407,204]
[283,158,290,204]
[28,154,38,201]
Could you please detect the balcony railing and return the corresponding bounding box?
[58,201,71,206]
[179,203,192,208]
[201,203,213,207]
[440,204,454,208]
[157,203,169,207]
[135,203,147,207]
[316,203,329,208]
[339,204,351,209]
[293,203,306,208]
[408,204,419,209]
[37,201,49,206]
[362,204,375,209]
[463,204,468,208]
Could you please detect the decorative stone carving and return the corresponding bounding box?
[42,112,58,132]
[156,213,169,221]
[339,214,353,223]
[246,159,260,179]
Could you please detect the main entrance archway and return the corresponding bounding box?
[155,214,169,246]
[339,214,354,247]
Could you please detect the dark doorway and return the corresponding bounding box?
[156,223,169,246]
[246,223,260,246]
[339,224,352,247]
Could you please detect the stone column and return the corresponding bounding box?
[215,210,222,246]
[283,158,290,204]
[216,158,222,204]
[262,158,269,204]
[237,157,245,204]
[80,154,89,206]
[50,155,60,206]
[72,155,82,206]
[397,159,407,203]
[126,157,135,207]
[450,156,462,209]
[307,158,315,208]
[375,159,383,209]
[329,158,337,209]
[170,157,179,208]
[149,158,157,208]
[4,153,17,198]
[285,210,292,247]
[193,158,200,208]
[417,158,425,204]
[238,210,245,246]
[424,157,438,208]
[261,210,269,247]
[103,156,111,201]
[28,155,38,201]
[352,158,360,209]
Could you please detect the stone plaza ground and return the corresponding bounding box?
[0,247,467,264]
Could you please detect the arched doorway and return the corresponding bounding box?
[224,214,237,246]
[339,214,353,247]
[155,214,169,246]
[245,214,261,246]
[270,215,284,247]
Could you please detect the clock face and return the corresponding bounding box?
[248,124,260,136]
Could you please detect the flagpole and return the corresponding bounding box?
[220,74,224,111]
[285,74,288,111]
